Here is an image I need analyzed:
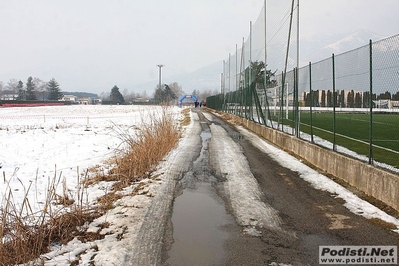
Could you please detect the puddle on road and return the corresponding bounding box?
[165,130,235,265]
[165,184,233,265]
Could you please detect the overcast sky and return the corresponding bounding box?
[1,0,399,95]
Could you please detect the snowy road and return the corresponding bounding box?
[159,108,399,265]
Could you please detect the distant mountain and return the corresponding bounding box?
[133,60,223,95]
[300,29,386,64]
[165,61,222,92]
[63,91,99,98]
[133,29,390,95]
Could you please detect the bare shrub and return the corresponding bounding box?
[0,174,100,265]
[108,106,181,183]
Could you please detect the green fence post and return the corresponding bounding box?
[332,53,336,151]
[295,67,300,137]
[292,68,296,135]
[280,71,284,131]
[369,39,373,165]
[265,86,274,129]
[309,62,314,143]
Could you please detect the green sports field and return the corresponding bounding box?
[272,111,399,169]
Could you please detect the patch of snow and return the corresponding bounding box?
[209,124,284,235]
[236,125,399,232]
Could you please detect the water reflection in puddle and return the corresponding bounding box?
[166,184,232,265]
[165,130,235,265]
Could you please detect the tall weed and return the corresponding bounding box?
[0,105,185,265]
[0,170,98,265]
[109,106,181,183]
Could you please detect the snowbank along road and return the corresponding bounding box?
[132,108,399,265]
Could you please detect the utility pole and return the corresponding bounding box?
[157,64,164,90]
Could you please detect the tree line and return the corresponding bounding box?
[1,76,219,105]
[0,77,63,101]
[304,90,399,108]
[104,82,219,105]
[152,81,218,105]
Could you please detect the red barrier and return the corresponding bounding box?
[1,102,65,107]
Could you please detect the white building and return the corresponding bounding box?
[0,93,19,100]
[61,95,77,103]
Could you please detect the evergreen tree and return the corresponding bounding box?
[153,87,163,104]
[314,90,319,106]
[340,90,346,107]
[164,84,177,101]
[321,90,326,107]
[377,91,392,100]
[355,92,362,108]
[110,85,125,103]
[249,61,277,88]
[26,76,37,100]
[305,92,311,107]
[363,91,370,108]
[47,78,63,100]
[153,84,177,105]
[327,90,333,107]
[347,90,355,108]
[17,80,25,100]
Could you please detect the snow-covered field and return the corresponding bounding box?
[0,104,192,265]
[0,105,175,214]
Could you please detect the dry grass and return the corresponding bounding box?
[104,106,182,184]
[179,107,191,127]
[0,175,100,265]
[97,192,123,212]
[0,105,185,265]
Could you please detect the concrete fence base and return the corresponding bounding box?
[221,112,399,212]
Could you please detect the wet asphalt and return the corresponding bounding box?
[162,108,399,265]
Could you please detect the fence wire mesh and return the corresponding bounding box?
[206,1,399,173]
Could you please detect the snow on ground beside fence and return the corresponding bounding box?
[0,105,179,214]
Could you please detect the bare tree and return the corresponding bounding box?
[191,89,200,98]
[122,88,129,98]
[168,82,184,99]
[198,89,219,101]
[33,77,47,91]
[6,79,19,100]
[17,80,25,100]
[100,91,110,100]
[0,81,4,98]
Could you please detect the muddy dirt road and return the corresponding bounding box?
[160,108,399,266]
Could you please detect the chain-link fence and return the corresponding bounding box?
[206,0,399,173]
[295,36,399,172]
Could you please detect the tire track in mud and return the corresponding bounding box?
[128,108,399,265]
[163,109,301,266]
[210,110,399,265]
[125,111,202,265]
[209,123,287,235]
[163,110,236,265]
